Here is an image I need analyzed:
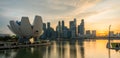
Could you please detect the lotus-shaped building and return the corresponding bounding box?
[8,15,43,43]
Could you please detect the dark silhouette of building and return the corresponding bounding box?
[43,23,46,30]
[40,23,47,39]
[61,20,64,38]
[61,20,69,38]
[62,26,70,38]
[47,22,50,28]
[91,30,96,38]
[40,18,88,39]
[56,20,70,39]
[56,21,62,38]
[78,19,85,37]
[86,30,91,38]
[74,18,77,36]
[69,18,77,38]
[46,22,55,39]
[62,20,64,30]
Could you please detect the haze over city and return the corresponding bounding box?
[0,0,120,36]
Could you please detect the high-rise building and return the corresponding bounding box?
[86,30,91,35]
[118,33,120,37]
[43,23,46,30]
[92,30,96,38]
[78,19,85,36]
[56,21,62,38]
[61,20,65,38]
[47,22,50,28]
[62,20,64,30]
[56,20,70,38]
[74,18,76,27]
[86,30,91,38]
[59,21,61,27]
[46,22,55,39]
[62,26,69,38]
[74,18,77,36]
[69,19,76,38]
[40,23,47,39]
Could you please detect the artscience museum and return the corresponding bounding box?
[8,15,43,43]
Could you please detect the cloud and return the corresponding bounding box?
[0,0,104,16]
[0,0,120,34]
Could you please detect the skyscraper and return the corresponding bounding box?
[69,19,76,38]
[43,23,46,30]
[56,20,70,38]
[92,30,96,38]
[40,23,47,39]
[47,22,50,28]
[61,20,64,38]
[74,18,77,36]
[56,21,62,38]
[74,18,76,26]
[46,22,55,39]
[62,20,64,30]
[86,30,91,38]
[78,19,85,36]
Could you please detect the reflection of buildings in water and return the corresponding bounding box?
[79,40,85,58]
[1,50,17,58]
[14,47,44,58]
[80,46,85,58]
[43,46,49,58]
[70,42,76,58]
[64,42,70,58]
[47,41,85,58]
[76,40,81,58]
[49,41,59,58]
[108,49,111,58]
[30,47,34,54]
[76,40,85,58]
[0,41,85,58]
[60,42,64,58]
[49,41,69,58]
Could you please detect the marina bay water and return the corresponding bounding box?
[0,39,120,58]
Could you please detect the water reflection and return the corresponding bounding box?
[76,40,85,58]
[0,49,17,58]
[108,49,111,58]
[47,40,85,58]
[14,47,44,58]
[64,42,70,58]
[0,40,120,58]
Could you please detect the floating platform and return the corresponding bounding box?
[106,42,120,50]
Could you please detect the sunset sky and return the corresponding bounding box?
[0,0,120,36]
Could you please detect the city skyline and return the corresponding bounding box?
[0,0,120,36]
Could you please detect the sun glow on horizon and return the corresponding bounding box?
[0,0,120,35]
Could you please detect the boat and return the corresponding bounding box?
[106,25,120,50]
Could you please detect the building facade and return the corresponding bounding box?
[78,19,85,37]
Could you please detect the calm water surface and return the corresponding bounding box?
[0,39,120,58]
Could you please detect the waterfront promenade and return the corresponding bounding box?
[0,41,51,50]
